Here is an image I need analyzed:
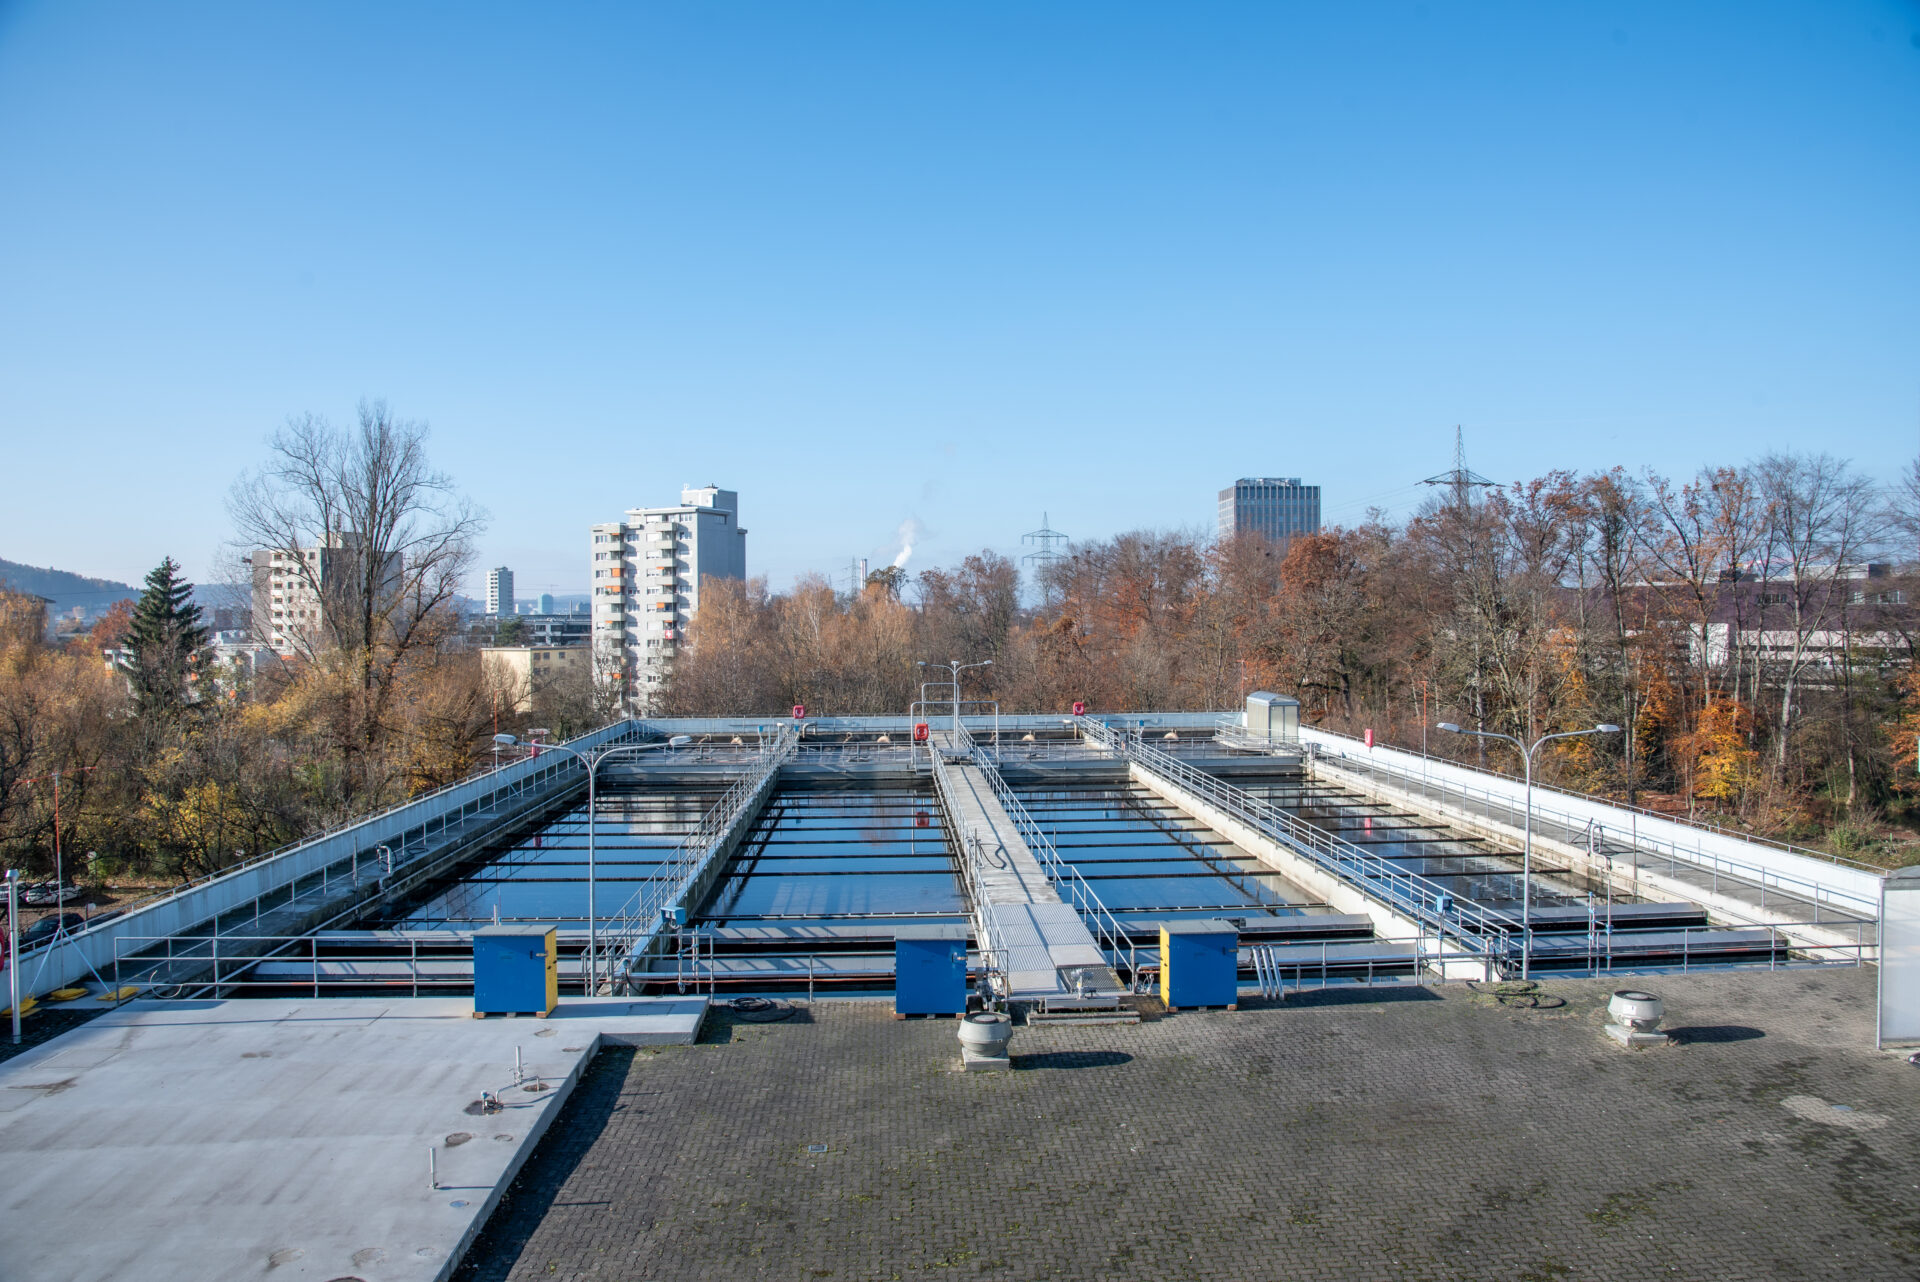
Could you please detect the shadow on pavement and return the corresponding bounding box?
[450,1046,633,1282]
[1668,1024,1765,1044]
[1012,1050,1133,1070]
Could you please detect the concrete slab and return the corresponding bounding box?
[0,995,706,1282]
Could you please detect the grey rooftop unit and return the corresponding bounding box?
[1245,691,1300,742]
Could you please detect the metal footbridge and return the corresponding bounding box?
[924,725,1135,1012]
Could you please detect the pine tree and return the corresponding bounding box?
[125,556,210,716]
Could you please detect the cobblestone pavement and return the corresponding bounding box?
[455,968,1920,1281]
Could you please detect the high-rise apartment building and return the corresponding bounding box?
[248,532,392,658]
[590,486,747,710]
[1217,478,1321,546]
[486,566,514,617]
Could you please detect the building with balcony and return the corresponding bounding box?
[247,532,396,658]
[589,485,747,711]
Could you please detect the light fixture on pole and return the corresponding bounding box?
[916,659,992,739]
[1434,722,1622,979]
[493,734,683,995]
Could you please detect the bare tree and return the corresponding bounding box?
[228,401,485,799]
[1753,453,1880,775]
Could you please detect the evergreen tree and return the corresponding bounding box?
[125,557,210,716]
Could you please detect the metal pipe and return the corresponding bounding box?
[7,870,20,1045]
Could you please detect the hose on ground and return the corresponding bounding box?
[726,995,799,1022]
[1466,979,1567,1010]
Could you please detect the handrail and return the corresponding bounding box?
[1301,730,1882,917]
[1081,717,1525,960]
[601,724,799,980]
[32,719,642,947]
[925,745,1015,1005]
[1297,722,1881,874]
[952,721,1139,988]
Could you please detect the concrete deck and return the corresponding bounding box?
[0,995,706,1282]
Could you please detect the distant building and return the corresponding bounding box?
[468,612,591,649]
[537,592,554,614]
[1218,478,1321,547]
[591,485,747,711]
[248,533,393,658]
[486,566,515,617]
[481,644,587,715]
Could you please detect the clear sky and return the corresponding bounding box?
[2,2,1916,598]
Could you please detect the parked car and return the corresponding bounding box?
[22,881,84,906]
[19,912,87,947]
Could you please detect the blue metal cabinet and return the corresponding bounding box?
[474,924,559,1016]
[1160,919,1239,1009]
[894,925,969,1016]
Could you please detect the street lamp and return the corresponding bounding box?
[493,734,685,994]
[916,659,992,739]
[1435,721,1622,979]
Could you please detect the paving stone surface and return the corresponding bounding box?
[455,968,1920,1281]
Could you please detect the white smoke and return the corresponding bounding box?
[889,518,923,571]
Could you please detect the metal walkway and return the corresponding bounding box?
[927,731,1126,1010]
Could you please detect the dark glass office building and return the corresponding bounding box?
[1217,477,1321,545]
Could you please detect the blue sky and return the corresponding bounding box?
[2,2,1916,598]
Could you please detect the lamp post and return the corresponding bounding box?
[916,659,992,740]
[492,734,685,995]
[1434,721,1622,979]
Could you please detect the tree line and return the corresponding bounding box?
[660,452,1919,863]
[0,403,595,888]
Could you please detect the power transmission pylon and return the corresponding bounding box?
[1420,426,1498,510]
[1020,512,1069,567]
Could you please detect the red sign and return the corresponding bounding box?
[912,722,930,743]
[914,810,930,829]
[792,705,805,719]
[1071,701,1086,717]
[1363,729,1375,748]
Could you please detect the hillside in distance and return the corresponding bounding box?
[0,557,139,612]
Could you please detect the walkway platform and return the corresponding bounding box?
[933,737,1120,1008]
[0,995,706,1282]
[1304,751,1878,954]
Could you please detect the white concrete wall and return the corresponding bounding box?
[1299,726,1883,918]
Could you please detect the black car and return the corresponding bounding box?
[19,912,88,947]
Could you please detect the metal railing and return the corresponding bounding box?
[109,932,475,999]
[602,724,799,983]
[925,746,1016,1005]
[1081,716,1526,961]
[950,721,1140,987]
[1299,723,1882,873]
[1212,725,1309,759]
[629,930,1012,1007]
[7,721,649,990]
[1302,731,1881,923]
[1250,917,1872,1000]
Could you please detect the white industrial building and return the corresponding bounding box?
[590,485,747,710]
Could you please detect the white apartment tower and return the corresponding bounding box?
[486,566,514,616]
[590,486,747,709]
[248,532,388,658]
